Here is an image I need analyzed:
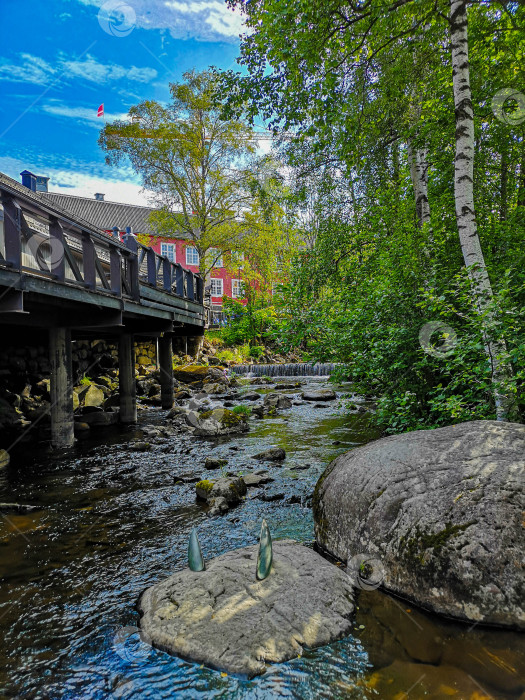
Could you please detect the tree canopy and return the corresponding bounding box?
[214,0,525,429]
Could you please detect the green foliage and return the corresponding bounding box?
[216,0,524,432]
[248,345,264,359]
[205,330,225,347]
[232,404,252,417]
[80,377,92,386]
[99,70,263,278]
[220,297,278,346]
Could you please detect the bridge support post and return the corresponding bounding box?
[187,335,204,359]
[158,335,174,409]
[119,334,137,423]
[49,327,74,448]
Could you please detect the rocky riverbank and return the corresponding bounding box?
[1,373,523,699]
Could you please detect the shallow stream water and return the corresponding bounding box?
[0,378,523,699]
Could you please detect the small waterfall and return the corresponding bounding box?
[231,362,339,377]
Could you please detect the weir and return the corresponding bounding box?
[231,362,340,377]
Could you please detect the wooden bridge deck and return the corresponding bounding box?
[0,173,206,336]
[0,172,206,447]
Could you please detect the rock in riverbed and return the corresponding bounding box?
[138,541,355,677]
[252,447,286,462]
[204,457,228,470]
[264,393,292,409]
[313,420,525,628]
[195,476,247,515]
[301,389,336,401]
[187,408,249,437]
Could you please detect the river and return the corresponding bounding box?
[0,376,523,699]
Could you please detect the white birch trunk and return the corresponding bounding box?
[450,0,513,420]
[407,142,432,230]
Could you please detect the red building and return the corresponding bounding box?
[35,181,245,320]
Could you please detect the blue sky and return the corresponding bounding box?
[0,0,247,204]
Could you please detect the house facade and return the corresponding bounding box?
[22,173,246,321]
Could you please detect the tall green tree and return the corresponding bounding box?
[99,69,257,278]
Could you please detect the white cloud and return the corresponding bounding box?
[0,154,155,206]
[41,102,129,126]
[77,0,245,42]
[48,174,155,206]
[0,52,157,86]
[0,54,54,86]
[63,55,157,83]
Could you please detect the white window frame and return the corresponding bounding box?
[209,248,223,268]
[210,278,223,297]
[185,246,199,266]
[160,243,175,262]
[232,278,243,298]
[231,251,244,269]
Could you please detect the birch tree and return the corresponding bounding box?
[449,0,514,419]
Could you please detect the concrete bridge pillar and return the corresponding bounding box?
[119,334,137,423]
[158,335,174,409]
[49,327,75,448]
[186,335,204,359]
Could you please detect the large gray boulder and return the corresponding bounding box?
[138,541,355,677]
[313,420,525,629]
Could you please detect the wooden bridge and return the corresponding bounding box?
[0,172,206,447]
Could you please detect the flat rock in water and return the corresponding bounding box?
[242,473,273,487]
[301,389,336,401]
[204,457,228,470]
[242,392,262,401]
[252,447,286,461]
[313,420,525,628]
[138,541,355,677]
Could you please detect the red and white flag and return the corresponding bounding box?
[97,103,104,118]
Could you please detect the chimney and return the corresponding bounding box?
[95,193,105,201]
[20,170,37,192]
[36,176,49,192]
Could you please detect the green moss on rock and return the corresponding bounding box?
[399,521,478,564]
[195,480,215,500]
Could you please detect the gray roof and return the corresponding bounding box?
[41,192,189,239]
[0,171,120,243]
[41,192,168,236]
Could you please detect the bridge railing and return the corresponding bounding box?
[0,189,203,305]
